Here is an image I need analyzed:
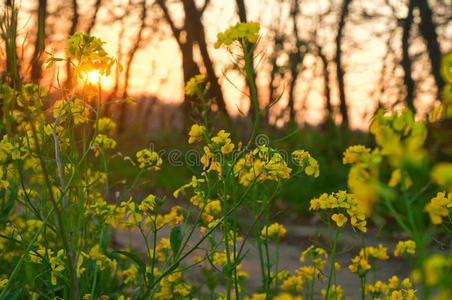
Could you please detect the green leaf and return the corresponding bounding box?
[201,267,217,293]
[170,226,183,256]
[113,250,146,275]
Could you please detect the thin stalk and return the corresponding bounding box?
[324,227,340,300]
[0,208,55,299]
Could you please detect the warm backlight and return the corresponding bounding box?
[85,70,101,84]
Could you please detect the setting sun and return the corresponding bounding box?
[85,70,101,84]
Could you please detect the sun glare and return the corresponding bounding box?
[85,70,101,84]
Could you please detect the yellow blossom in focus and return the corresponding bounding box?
[188,124,206,144]
[331,213,347,227]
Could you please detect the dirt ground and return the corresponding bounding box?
[114,217,413,299]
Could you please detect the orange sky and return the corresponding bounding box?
[10,0,447,129]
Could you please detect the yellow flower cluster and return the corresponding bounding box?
[184,74,206,96]
[342,145,381,215]
[260,222,287,240]
[280,275,304,293]
[214,22,260,49]
[349,245,389,276]
[348,254,371,276]
[360,244,389,261]
[136,148,163,170]
[93,134,117,156]
[138,194,157,215]
[188,124,206,144]
[321,285,343,300]
[17,84,47,112]
[97,117,117,134]
[292,150,319,177]
[144,206,184,231]
[370,108,427,167]
[30,248,65,285]
[366,276,415,299]
[211,130,235,154]
[53,98,91,125]
[394,240,416,257]
[88,245,117,272]
[246,293,302,300]
[342,144,371,164]
[431,163,452,189]
[153,271,193,299]
[63,32,119,77]
[234,146,292,186]
[424,191,452,224]
[297,245,328,280]
[310,190,367,232]
[412,254,452,286]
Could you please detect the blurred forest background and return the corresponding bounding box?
[1,0,451,216]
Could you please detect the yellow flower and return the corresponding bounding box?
[185,74,206,96]
[188,124,206,144]
[274,293,302,300]
[321,285,344,300]
[424,192,452,224]
[93,134,117,156]
[348,255,371,276]
[292,150,319,177]
[0,278,8,290]
[388,168,412,188]
[260,222,287,240]
[139,194,157,215]
[245,294,266,300]
[394,240,416,257]
[331,213,347,227]
[423,254,451,286]
[360,244,389,260]
[119,264,139,285]
[343,145,371,165]
[431,163,452,188]
[96,117,116,134]
[53,98,90,125]
[214,22,260,49]
[280,275,303,292]
[136,149,162,170]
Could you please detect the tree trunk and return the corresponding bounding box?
[31,0,47,83]
[183,0,228,117]
[118,0,147,133]
[65,0,79,89]
[335,0,352,128]
[401,0,416,112]
[317,45,334,127]
[287,0,303,122]
[3,0,21,88]
[414,0,444,98]
[86,0,102,35]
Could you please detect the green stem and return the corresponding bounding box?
[0,208,54,299]
[324,227,340,300]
